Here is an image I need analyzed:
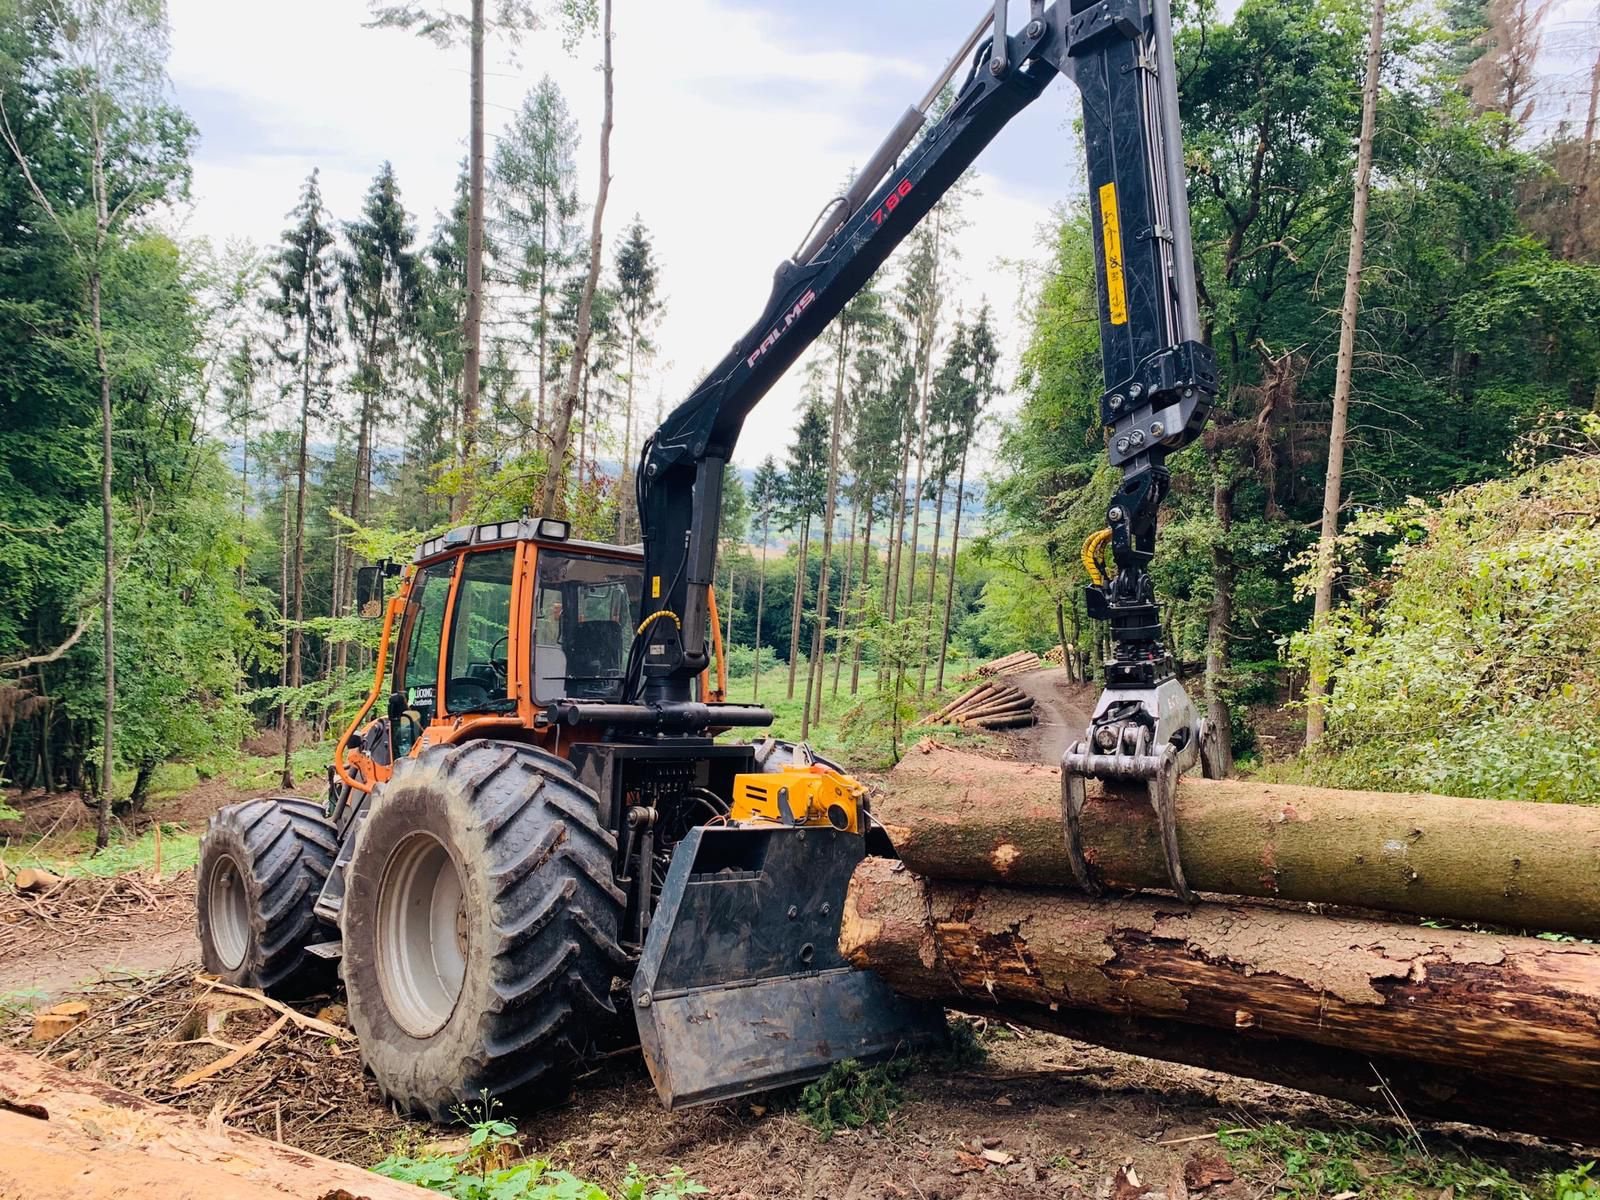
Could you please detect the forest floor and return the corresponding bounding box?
[1,675,1595,1198]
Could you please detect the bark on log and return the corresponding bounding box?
[879,743,1600,936]
[0,1049,432,1199]
[841,857,1600,1142]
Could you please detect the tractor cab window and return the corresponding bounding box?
[444,548,516,715]
[533,550,642,702]
[398,559,454,727]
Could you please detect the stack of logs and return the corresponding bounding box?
[974,650,1042,676]
[916,681,1036,731]
[841,743,1600,1144]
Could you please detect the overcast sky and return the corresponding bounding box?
[165,0,1082,470]
[163,0,1596,470]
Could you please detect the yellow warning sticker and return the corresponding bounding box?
[1098,181,1128,326]
[652,575,661,599]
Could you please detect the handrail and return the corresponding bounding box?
[333,591,404,795]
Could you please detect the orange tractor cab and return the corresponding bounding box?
[197,0,1215,1119]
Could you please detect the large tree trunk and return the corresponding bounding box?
[92,267,115,849]
[841,856,1600,1143]
[0,1051,434,1200]
[1305,0,1385,746]
[877,745,1600,936]
[540,0,613,518]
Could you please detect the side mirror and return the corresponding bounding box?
[356,565,386,617]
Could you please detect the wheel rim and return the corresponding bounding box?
[376,832,468,1038]
[207,853,251,971]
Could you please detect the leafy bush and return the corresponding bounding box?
[373,1102,705,1200]
[1289,447,1600,802]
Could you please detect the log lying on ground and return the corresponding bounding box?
[841,857,1600,1142]
[977,650,1041,676]
[918,683,1035,729]
[877,743,1600,937]
[0,1049,432,1199]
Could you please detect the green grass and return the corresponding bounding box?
[1220,1122,1596,1200]
[720,658,990,772]
[4,823,200,878]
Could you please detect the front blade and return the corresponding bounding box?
[632,825,943,1108]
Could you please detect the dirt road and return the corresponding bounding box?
[1004,667,1094,764]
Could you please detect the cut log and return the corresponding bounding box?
[14,867,64,893]
[0,1049,433,1199]
[918,683,997,727]
[879,743,1600,937]
[841,857,1600,1142]
[966,714,1036,731]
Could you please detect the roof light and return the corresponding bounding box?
[536,518,571,541]
[443,526,473,548]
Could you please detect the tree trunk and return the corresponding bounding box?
[459,0,485,514]
[1305,0,1384,747]
[753,509,769,700]
[1204,471,1235,776]
[876,744,1600,935]
[936,442,971,692]
[540,0,613,519]
[126,760,155,816]
[840,856,1600,1143]
[90,268,115,848]
[918,475,946,696]
[0,1050,439,1200]
[850,504,874,694]
[809,354,849,729]
[832,503,856,697]
[284,349,311,790]
[1572,35,1600,259]
[619,332,637,541]
[277,458,290,767]
[787,514,810,700]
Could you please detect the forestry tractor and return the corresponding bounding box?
[196,0,1224,1118]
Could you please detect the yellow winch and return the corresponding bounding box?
[730,764,864,834]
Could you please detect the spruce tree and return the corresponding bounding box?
[265,169,340,788]
[614,217,661,540]
[491,76,582,444]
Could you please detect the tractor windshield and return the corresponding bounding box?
[533,550,643,703]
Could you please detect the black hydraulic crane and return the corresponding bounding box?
[624,0,1223,897]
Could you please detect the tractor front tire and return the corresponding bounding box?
[340,741,627,1120]
[197,797,338,997]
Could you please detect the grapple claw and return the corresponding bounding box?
[1061,675,1205,904]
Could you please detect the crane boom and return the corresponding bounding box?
[627,0,1215,722]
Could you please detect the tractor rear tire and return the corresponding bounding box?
[197,797,338,997]
[340,740,627,1120]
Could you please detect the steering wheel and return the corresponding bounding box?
[488,635,509,678]
[447,677,491,712]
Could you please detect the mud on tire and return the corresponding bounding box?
[340,740,627,1121]
[197,797,338,997]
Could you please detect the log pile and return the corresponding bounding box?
[916,682,1036,730]
[841,745,1600,1142]
[974,650,1042,677]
